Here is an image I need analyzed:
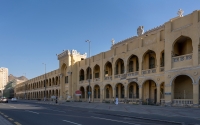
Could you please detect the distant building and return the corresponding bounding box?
[0,67,8,97]
[4,79,26,98]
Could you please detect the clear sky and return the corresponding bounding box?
[0,0,199,79]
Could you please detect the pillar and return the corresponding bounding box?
[156,85,160,105]
[101,89,104,102]
[124,87,127,99]
[156,53,160,73]
[139,85,142,104]
[193,83,199,106]
[113,87,116,98]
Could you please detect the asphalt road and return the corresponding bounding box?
[0,100,193,125]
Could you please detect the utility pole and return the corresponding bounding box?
[86,40,91,103]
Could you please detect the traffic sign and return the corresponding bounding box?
[88,92,91,95]
[75,90,82,96]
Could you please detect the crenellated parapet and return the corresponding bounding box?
[144,24,165,34]
[57,50,71,60]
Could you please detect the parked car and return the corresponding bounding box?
[0,97,8,103]
[11,98,17,102]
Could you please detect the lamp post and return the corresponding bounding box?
[23,73,27,99]
[86,40,91,103]
[42,63,46,101]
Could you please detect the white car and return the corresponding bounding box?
[11,98,17,102]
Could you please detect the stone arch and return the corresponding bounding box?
[142,50,157,70]
[127,81,139,99]
[142,79,157,104]
[115,83,125,98]
[170,73,195,86]
[93,84,100,99]
[141,78,158,87]
[172,35,193,56]
[79,69,84,81]
[127,54,139,72]
[104,61,112,77]
[104,84,113,99]
[93,64,100,79]
[115,58,124,75]
[86,67,92,80]
[79,86,85,98]
[172,75,193,100]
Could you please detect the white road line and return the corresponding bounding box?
[26,110,39,114]
[46,109,66,113]
[9,106,17,108]
[63,120,82,125]
[91,116,140,125]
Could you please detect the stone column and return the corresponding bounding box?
[102,89,105,102]
[156,53,160,73]
[85,88,87,102]
[156,85,160,105]
[113,87,116,98]
[193,83,199,107]
[139,85,142,104]
[124,87,127,99]
[138,57,142,75]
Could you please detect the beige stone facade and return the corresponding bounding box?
[15,10,200,106]
[0,67,8,97]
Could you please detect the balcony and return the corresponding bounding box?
[94,78,100,81]
[142,68,156,75]
[172,53,192,68]
[104,76,112,81]
[160,67,164,72]
[79,80,85,84]
[127,71,139,77]
[114,74,126,79]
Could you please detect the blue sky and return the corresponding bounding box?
[0,0,199,79]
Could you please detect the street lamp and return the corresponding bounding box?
[42,63,46,101]
[85,40,91,103]
[23,73,27,99]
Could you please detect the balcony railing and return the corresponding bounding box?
[127,71,139,77]
[104,76,112,80]
[79,80,85,84]
[172,53,192,62]
[142,68,156,74]
[160,67,164,72]
[173,99,193,105]
[114,74,126,79]
[94,78,100,81]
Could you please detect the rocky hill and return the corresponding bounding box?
[8,74,28,81]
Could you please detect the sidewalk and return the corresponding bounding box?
[0,115,13,125]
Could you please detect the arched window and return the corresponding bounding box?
[149,57,155,69]
[129,86,133,98]
[106,88,109,98]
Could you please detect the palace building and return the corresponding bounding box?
[15,9,200,106]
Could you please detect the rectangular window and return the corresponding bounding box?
[65,76,68,83]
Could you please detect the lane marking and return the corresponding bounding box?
[91,116,140,125]
[46,109,66,113]
[63,120,82,125]
[26,110,39,114]
[14,122,22,125]
[4,115,8,117]
[8,118,13,121]
[9,106,17,108]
